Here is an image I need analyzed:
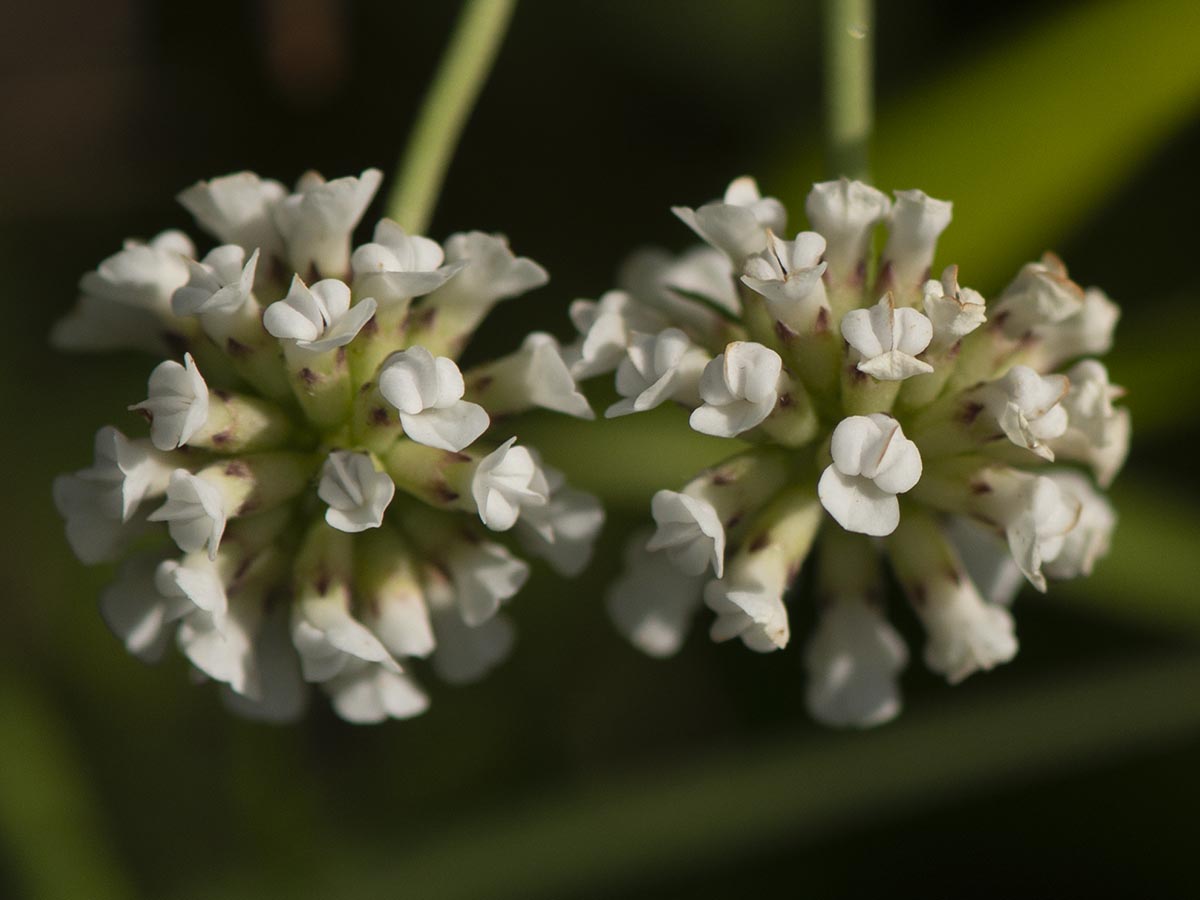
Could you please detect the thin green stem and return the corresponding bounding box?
[821,0,874,182]
[385,0,518,234]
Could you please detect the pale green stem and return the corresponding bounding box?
[821,0,874,182]
[385,0,518,234]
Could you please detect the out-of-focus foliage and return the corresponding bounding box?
[2,0,1199,897]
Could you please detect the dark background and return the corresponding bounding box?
[3,1,1200,897]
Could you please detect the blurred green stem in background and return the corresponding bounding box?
[821,0,873,181]
[385,0,518,234]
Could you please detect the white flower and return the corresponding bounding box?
[689,341,781,437]
[98,554,193,661]
[804,179,890,283]
[922,266,986,349]
[50,292,169,355]
[273,169,383,277]
[351,218,462,303]
[1033,287,1119,367]
[434,231,549,307]
[130,353,210,451]
[171,245,259,317]
[424,568,516,683]
[819,414,922,537]
[672,176,786,263]
[325,663,429,724]
[292,593,398,684]
[943,516,1025,607]
[318,451,395,533]
[263,276,377,353]
[620,245,741,323]
[148,470,227,560]
[841,294,934,380]
[1042,471,1115,580]
[378,346,489,451]
[80,426,175,522]
[740,231,829,332]
[606,328,709,418]
[471,437,549,532]
[1049,405,1130,488]
[177,171,286,260]
[979,365,1069,460]
[916,576,1017,684]
[515,461,605,577]
[606,531,706,658]
[444,540,530,626]
[804,594,908,728]
[53,474,139,565]
[177,593,259,697]
[361,561,435,660]
[155,554,228,621]
[220,606,308,723]
[704,552,790,653]
[77,230,195,315]
[565,290,668,379]
[54,428,174,562]
[880,189,953,291]
[481,332,593,419]
[646,490,725,577]
[1060,359,1124,446]
[993,254,1084,337]
[986,470,1080,592]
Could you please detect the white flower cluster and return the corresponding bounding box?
[585,176,1126,728]
[54,169,603,724]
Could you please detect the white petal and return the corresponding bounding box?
[818,467,901,536]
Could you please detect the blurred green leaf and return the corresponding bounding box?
[0,678,136,900]
[183,652,1200,900]
[778,0,1200,289]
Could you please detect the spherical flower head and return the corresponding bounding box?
[585,175,1125,726]
[56,166,600,727]
[689,341,781,437]
[131,353,210,451]
[819,415,922,537]
[378,346,489,451]
[319,451,395,533]
[264,276,377,353]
